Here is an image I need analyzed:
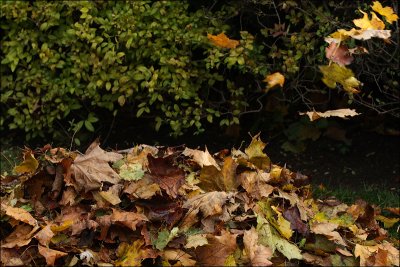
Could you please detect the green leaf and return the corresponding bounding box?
[153,227,179,251]
[119,163,145,181]
[84,120,94,132]
[80,7,89,13]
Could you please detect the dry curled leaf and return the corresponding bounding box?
[38,245,68,266]
[299,109,360,122]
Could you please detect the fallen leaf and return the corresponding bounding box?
[299,109,360,122]
[38,245,67,266]
[245,133,271,170]
[256,215,303,260]
[243,227,273,266]
[355,242,399,267]
[371,1,399,23]
[71,140,123,192]
[115,240,157,266]
[195,230,237,266]
[153,227,179,250]
[319,63,361,94]
[118,162,145,181]
[207,32,239,49]
[123,174,160,199]
[1,224,38,248]
[97,209,148,232]
[182,147,220,170]
[263,72,285,90]
[375,215,399,228]
[1,203,38,226]
[238,171,274,199]
[283,206,309,235]
[199,157,239,192]
[163,249,196,266]
[34,224,55,246]
[148,154,185,198]
[181,191,235,230]
[98,184,123,205]
[0,248,25,266]
[325,42,353,66]
[13,150,38,174]
[311,222,347,246]
[185,234,208,249]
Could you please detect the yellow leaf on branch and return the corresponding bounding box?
[207,33,239,49]
[371,1,399,24]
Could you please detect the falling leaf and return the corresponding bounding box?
[207,33,239,49]
[183,147,221,170]
[353,10,385,30]
[371,1,399,23]
[256,215,303,260]
[13,150,38,174]
[153,227,179,250]
[38,245,67,266]
[299,109,360,122]
[263,72,285,90]
[243,227,273,266]
[325,42,353,66]
[319,63,361,94]
[185,234,208,249]
[71,140,123,192]
[1,203,38,226]
[195,230,238,266]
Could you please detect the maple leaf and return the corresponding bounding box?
[13,150,39,174]
[299,108,360,122]
[263,72,285,91]
[238,171,274,200]
[182,147,220,170]
[115,240,157,266]
[207,33,239,49]
[256,215,303,260]
[184,234,208,249]
[244,133,271,170]
[98,184,123,205]
[123,174,161,199]
[118,162,145,181]
[163,249,196,266]
[38,245,67,266]
[243,227,273,266]
[97,208,148,233]
[371,1,399,23]
[319,63,361,94]
[181,191,235,230]
[325,42,353,66]
[71,140,123,192]
[199,156,239,192]
[355,242,399,267]
[195,230,238,266]
[353,10,385,30]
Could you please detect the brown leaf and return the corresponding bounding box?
[59,186,77,206]
[123,174,161,199]
[147,154,185,198]
[38,245,67,266]
[71,140,123,192]
[325,42,354,66]
[181,191,235,230]
[34,224,54,246]
[238,171,274,199]
[97,208,148,232]
[98,184,123,205]
[0,248,24,266]
[13,150,39,174]
[311,222,347,246]
[1,224,38,248]
[182,147,220,170]
[163,249,196,266]
[243,227,273,266]
[1,203,38,226]
[195,230,238,266]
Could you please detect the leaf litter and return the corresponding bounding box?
[0,134,399,266]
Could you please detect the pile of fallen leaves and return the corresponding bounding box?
[1,135,399,266]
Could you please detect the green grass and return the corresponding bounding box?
[0,146,22,176]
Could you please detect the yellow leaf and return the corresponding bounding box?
[319,63,361,94]
[263,72,285,90]
[353,10,385,30]
[371,1,399,24]
[271,206,293,239]
[375,215,400,228]
[207,33,239,49]
[115,240,148,266]
[50,220,74,232]
[13,150,39,174]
